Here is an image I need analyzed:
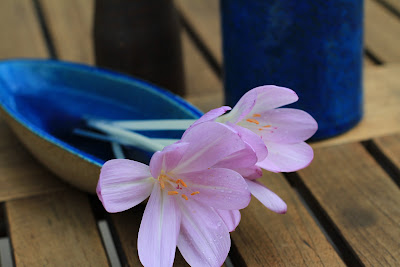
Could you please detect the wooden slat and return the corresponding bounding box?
[0,119,69,202]
[374,133,400,168]
[230,172,344,266]
[39,0,94,64]
[6,190,109,266]
[297,143,400,266]
[313,63,400,148]
[175,0,222,64]
[365,0,400,63]
[110,206,228,266]
[182,32,223,112]
[0,0,48,58]
[108,208,142,267]
[381,0,400,13]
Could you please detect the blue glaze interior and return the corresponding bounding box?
[0,59,202,165]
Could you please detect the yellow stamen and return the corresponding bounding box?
[258,128,263,131]
[252,113,261,117]
[160,179,165,189]
[176,179,187,188]
[191,191,200,196]
[246,118,260,125]
[168,191,179,195]
[263,125,271,128]
[181,194,189,200]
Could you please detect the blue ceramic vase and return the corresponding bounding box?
[220,0,364,140]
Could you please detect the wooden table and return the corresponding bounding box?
[1,0,400,266]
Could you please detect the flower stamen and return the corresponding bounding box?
[160,179,165,189]
[246,118,260,124]
[176,179,187,188]
[181,194,189,200]
[263,125,271,128]
[252,113,261,117]
[168,191,179,195]
[190,191,200,196]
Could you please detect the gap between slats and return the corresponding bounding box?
[374,0,400,19]
[362,140,400,187]
[0,203,13,267]
[284,173,363,267]
[31,0,57,58]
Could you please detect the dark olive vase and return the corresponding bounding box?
[94,0,185,96]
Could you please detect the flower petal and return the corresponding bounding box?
[257,142,314,172]
[246,179,287,214]
[149,142,190,178]
[178,200,230,267]
[250,85,299,114]
[242,108,317,144]
[97,159,154,213]
[149,151,163,179]
[234,165,263,180]
[182,168,251,210]
[175,122,247,173]
[138,184,181,267]
[227,122,268,162]
[215,209,241,232]
[186,106,231,131]
[212,143,258,170]
[218,89,257,124]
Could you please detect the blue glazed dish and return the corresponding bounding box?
[0,59,202,192]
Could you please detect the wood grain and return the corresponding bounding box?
[110,205,226,266]
[230,172,344,266]
[175,0,222,64]
[182,32,223,111]
[39,0,94,63]
[365,0,400,63]
[0,0,48,58]
[374,133,400,169]
[0,118,69,202]
[313,64,400,148]
[297,143,400,266]
[6,190,109,266]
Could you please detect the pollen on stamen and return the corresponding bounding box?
[160,179,165,189]
[168,191,179,195]
[246,118,260,124]
[263,125,271,128]
[258,128,263,131]
[176,179,187,188]
[181,194,189,200]
[191,191,200,196]
[252,113,261,117]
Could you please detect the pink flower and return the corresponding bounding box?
[97,122,255,267]
[190,85,318,214]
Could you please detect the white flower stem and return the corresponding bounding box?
[111,142,125,159]
[87,120,165,152]
[91,119,196,131]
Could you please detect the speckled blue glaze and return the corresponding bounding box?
[221,0,363,140]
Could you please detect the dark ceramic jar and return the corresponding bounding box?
[94,0,185,96]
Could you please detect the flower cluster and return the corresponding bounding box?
[96,85,318,267]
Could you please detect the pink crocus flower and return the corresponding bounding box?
[190,85,318,214]
[97,122,257,267]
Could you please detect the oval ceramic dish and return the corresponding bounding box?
[0,59,202,193]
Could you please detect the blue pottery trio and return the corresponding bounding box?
[220,0,364,140]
